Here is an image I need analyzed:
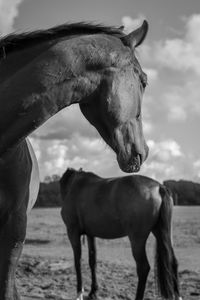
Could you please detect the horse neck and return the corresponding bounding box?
[0,140,31,191]
[0,37,104,157]
[0,139,28,166]
[0,42,51,84]
[61,170,94,196]
[60,171,78,197]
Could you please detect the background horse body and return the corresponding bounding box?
[60,169,181,300]
[0,21,149,299]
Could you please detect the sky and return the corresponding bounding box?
[1,0,200,182]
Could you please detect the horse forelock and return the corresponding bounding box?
[0,22,125,60]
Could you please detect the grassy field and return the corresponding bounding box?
[19,206,200,300]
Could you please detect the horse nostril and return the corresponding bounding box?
[138,153,143,165]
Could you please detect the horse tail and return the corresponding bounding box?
[153,185,180,299]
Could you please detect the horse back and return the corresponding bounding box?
[114,175,162,231]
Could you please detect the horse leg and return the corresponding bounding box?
[0,209,27,300]
[68,231,83,300]
[129,237,150,300]
[87,236,98,299]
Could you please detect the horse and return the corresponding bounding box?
[0,138,39,300]
[0,21,149,299]
[60,168,182,300]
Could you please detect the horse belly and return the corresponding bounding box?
[83,213,126,239]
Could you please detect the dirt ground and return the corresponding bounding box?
[18,207,200,300]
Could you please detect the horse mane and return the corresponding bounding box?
[0,22,124,59]
[60,167,101,187]
[60,168,77,187]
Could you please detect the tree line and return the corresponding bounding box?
[34,175,200,208]
[164,179,200,205]
[34,175,62,207]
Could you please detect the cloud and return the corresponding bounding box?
[167,105,187,122]
[155,14,200,75]
[139,14,200,122]
[121,15,145,34]
[193,160,200,179]
[143,68,158,84]
[161,77,200,122]
[0,0,24,35]
[191,159,200,182]
[32,105,97,140]
[139,139,194,182]
[30,133,199,184]
[143,120,153,135]
[193,159,200,168]
[148,139,183,161]
[29,134,120,180]
[162,90,187,122]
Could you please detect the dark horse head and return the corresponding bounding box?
[79,21,149,172]
[0,21,149,173]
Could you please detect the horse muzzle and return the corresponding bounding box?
[117,153,142,173]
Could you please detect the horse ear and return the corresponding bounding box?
[121,20,148,48]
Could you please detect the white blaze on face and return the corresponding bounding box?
[26,138,40,214]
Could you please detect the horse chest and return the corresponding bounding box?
[0,139,39,219]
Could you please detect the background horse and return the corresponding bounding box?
[0,21,149,299]
[60,168,182,300]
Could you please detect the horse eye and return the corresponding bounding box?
[136,112,141,120]
[141,79,147,89]
[140,73,148,89]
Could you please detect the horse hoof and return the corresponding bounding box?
[88,294,97,300]
[76,288,84,300]
[76,293,84,300]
